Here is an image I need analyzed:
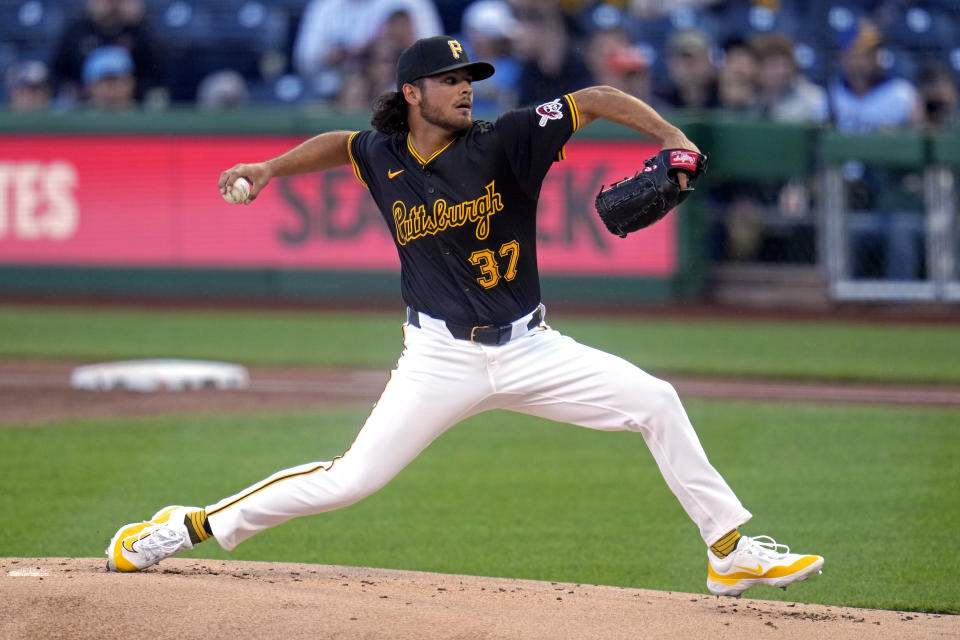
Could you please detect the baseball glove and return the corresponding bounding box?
[595,148,708,238]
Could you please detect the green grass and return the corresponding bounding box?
[1,401,957,614]
[0,305,400,368]
[2,303,959,382]
[2,302,958,613]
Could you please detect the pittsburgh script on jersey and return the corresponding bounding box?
[392,181,503,245]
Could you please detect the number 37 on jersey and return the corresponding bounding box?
[469,240,520,289]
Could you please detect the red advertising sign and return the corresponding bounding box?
[0,135,673,275]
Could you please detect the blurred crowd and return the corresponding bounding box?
[1,0,954,278]
[1,0,958,132]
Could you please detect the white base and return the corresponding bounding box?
[70,359,249,392]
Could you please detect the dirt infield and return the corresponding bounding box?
[2,558,957,640]
[3,360,960,426]
[3,360,959,638]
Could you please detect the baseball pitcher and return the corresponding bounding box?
[106,36,823,598]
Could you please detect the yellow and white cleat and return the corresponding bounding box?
[105,505,196,572]
[707,535,823,597]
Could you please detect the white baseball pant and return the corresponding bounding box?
[206,306,751,550]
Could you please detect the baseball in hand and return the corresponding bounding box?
[222,177,251,204]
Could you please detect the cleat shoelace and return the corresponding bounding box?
[129,524,185,563]
[740,535,790,561]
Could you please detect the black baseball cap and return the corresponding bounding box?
[396,35,495,90]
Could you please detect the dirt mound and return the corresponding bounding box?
[2,558,955,639]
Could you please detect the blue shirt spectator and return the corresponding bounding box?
[50,0,163,105]
[827,19,917,133]
[827,19,924,281]
[83,44,137,110]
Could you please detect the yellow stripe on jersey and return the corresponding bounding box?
[406,135,424,164]
[206,462,333,517]
[563,93,581,131]
[346,131,368,189]
[555,94,579,162]
[407,133,455,167]
[206,380,391,518]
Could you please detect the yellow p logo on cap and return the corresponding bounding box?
[447,40,463,59]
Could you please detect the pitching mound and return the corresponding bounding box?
[2,558,955,639]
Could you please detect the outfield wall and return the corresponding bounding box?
[0,110,711,304]
[1,110,952,304]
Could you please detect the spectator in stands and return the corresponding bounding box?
[372,10,419,94]
[50,0,163,106]
[509,0,593,107]
[458,0,521,114]
[334,71,373,112]
[331,9,424,113]
[196,70,249,111]
[658,29,720,110]
[910,60,958,131]
[583,9,658,108]
[717,37,760,115]
[751,32,827,124]
[334,34,408,113]
[748,33,826,267]
[827,20,923,281]
[712,37,767,262]
[380,6,420,54]
[827,19,917,133]
[5,61,52,111]
[83,45,137,110]
[294,0,443,98]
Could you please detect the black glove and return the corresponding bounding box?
[595,149,708,238]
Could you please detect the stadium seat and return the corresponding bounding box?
[142,0,212,100]
[793,41,828,85]
[916,0,960,11]
[627,6,722,50]
[0,0,66,52]
[146,0,214,48]
[882,6,956,56]
[717,2,811,43]
[0,40,14,102]
[246,73,306,106]
[207,1,288,53]
[876,46,919,82]
[950,47,960,76]
[143,0,294,102]
[433,0,466,34]
[824,3,869,36]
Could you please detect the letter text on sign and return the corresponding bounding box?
[0,161,78,240]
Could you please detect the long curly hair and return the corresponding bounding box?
[371,90,408,134]
[370,80,423,134]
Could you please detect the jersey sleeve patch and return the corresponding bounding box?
[346,131,368,190]
[534,98,565,127]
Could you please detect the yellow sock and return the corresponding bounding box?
[710,529,741,558]
[184,509,212,544]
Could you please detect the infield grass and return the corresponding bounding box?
[1,401,957,614]
[1,303,959,382]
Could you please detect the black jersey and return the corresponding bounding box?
[348,94,581,326]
